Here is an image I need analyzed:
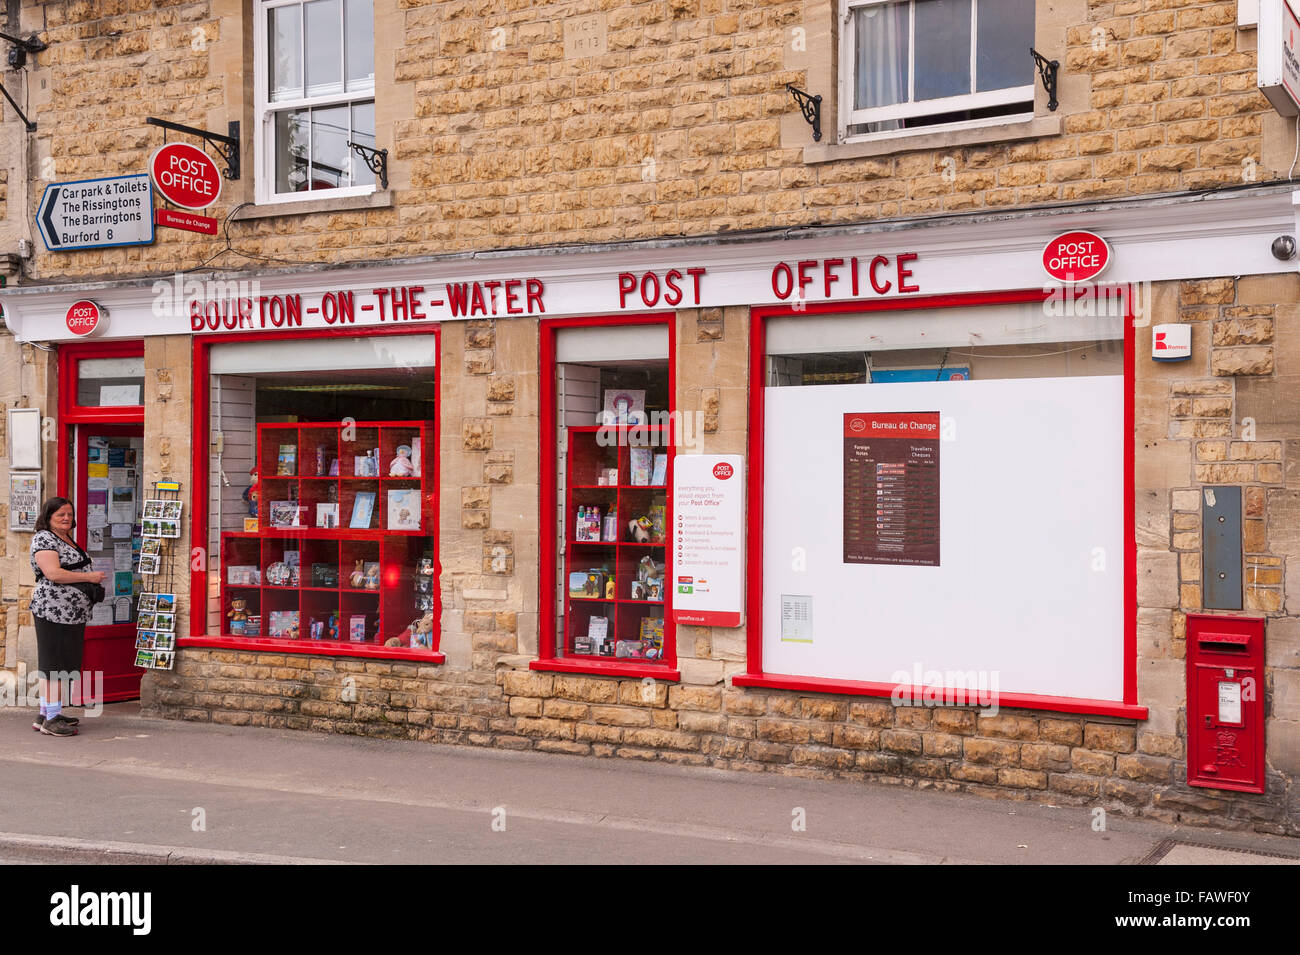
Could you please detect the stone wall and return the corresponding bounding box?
[12,0,1291,280]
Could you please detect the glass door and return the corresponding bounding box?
[75,424,145,702]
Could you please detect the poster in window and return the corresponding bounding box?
[9,472,40,531]
[843,412,940,567]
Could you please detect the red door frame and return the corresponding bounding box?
[55,340,146,703]
[532,312,681,680]
[185,323,445,662]
[732,288,1147,720]
[56,340,146,498]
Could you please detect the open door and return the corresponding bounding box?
[74,424,145,702]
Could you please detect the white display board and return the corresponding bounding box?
[672,454,745,627]
[762,376,1125,702]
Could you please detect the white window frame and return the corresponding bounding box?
[838,0,1035,144]
[253,0,377,205]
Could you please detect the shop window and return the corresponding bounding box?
[752,293,1133,709]
[839,0,1035,142]
[75,356,146,407]
[256,0,376,202]
[203,334,438,656]
[537,319,678,676]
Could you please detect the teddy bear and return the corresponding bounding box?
[227,597,248,623]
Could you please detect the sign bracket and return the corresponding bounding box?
[0,30,46,131]
[145,117,240,181]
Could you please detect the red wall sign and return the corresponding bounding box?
[149,143,222,210]
[1042,231,1110,283]
[66,300,106,336]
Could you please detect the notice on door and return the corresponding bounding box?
[843,412,940,566]
[672,454,745,628]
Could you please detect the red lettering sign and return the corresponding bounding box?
[1042,231,1110,283]
[66,300,105,336]
[712,462,734,480]
[150,143,223,210]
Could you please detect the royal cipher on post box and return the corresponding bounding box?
[1185,614,1266,794]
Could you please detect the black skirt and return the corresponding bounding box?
[34,615,85,676]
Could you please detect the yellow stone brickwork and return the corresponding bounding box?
[3,0,1289,278]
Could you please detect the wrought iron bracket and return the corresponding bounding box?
[349,142,388,190]
[146,117,241,180]
[0,31,46,130]
[1030,47,1059,112]
[786,84,823,142]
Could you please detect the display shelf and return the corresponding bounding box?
[220,420,436,649]
[561,425,672,663]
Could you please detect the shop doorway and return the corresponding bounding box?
[73,424,145,702]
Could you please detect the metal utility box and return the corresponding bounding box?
[1185,614,1266,794]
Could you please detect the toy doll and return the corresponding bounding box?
[349,559,365,589]
[242,467,260,517]
[389,445,414,477]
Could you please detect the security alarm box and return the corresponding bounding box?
[1152,323,1191,361]
[1186,614,1265,794]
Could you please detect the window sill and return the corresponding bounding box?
[235,190,393,221]
[179,635,445,664]
[530,656,681,682]
[731,672,1148,719]
[804,114,1062,164]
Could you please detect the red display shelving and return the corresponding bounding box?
[561,425,673,663]
[220,420,436,649]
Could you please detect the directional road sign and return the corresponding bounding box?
[36,174,155,252]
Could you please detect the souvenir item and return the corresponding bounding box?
[266,561,291,586]
[349,559,366,589]
[243,467,259,517]
[389,445,414,477]
[363,562,381,590]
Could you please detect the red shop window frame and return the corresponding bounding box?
[534,312,681,681]
[733,288,1148,720]
[185,324,445,663]
[56,340,146,496]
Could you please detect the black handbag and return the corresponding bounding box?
[37,542,106,605]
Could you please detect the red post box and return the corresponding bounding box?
[1185,614,1265,794]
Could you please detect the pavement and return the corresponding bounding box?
[1,700,1298,865]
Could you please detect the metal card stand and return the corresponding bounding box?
[134,481,182,671]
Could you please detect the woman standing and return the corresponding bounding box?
[29,497,105,738]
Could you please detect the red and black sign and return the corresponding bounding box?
[156,207,218,235]
[843,412,940,567]
[65,299,106,337]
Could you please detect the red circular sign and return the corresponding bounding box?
[712,462,734,480]
[149,143,222,210]
[1042,230,1110,283]
[66,300,105,336]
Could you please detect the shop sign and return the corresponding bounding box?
[35,174,154,252]
[1042,231,1110,283]
[1259,0,1300,116]
[149,143,222,210]
[66,300,107,337]
[156,207,218,235]
[1152,323,1192,361]
[671,454,745,628]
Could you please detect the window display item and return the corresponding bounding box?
[316,502,339,528]
[268,610,300,638]
[389,445,414,477]
[408,610,433,649]
[651,454,667,486]
[574,505,603,541]
[311,563,338,588]
[630,448,652,486]
[615,640,645,658]
[349,492,375,528]
[349,615,367,642]
[243,467,260,517]
[266,561,292,586]
[276,444,297,475]
[269,501,301,528]
[574,635,594,654]
[363,562,381,590]
[588,615,609,652]
[387,489,421,530]
[602,514,618,541]
[350,560,366,589]
[602,389,646,424]
[227,597,249,630]
[627,516,652,543]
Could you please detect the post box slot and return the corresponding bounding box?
[1196,632,1249,652]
